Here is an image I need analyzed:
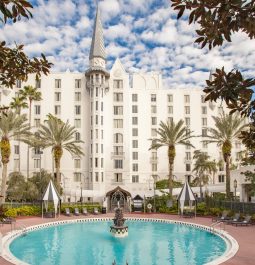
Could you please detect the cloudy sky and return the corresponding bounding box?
[1,0,255,89]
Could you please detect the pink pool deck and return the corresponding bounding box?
[0,213,254,265]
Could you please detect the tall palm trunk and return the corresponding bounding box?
[0,163,8,204]
[27,100,32,179]
[54,146,63,185]
[199,174,203,199]
[168,145,175,197]
[0,138,10,204]
[225,155,231,199]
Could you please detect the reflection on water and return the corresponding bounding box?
[10,221,226,265]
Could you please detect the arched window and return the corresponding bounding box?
[114,133,123,143]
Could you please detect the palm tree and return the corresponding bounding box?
[149,120,194,197]
[9,95,28,172]
[192,150,217,198]
[206,112,247,198]
[0,111,31,204]
[34,115,84,186]
[20,85,42,178]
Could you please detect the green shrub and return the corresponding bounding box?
[60,204,101,214]
[17,205,41,216]
[5,208,18,218]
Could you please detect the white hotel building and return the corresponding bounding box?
[0,7,243,204]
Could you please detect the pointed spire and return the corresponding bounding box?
[89,5,106,60]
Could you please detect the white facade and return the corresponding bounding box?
[0,8,245,201]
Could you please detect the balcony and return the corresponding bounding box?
[111,179,125,184]
[184,158,192,163]
[111,152,125,159]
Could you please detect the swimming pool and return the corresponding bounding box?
[3,218,238,265]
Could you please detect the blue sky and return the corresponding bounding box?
[1,0,255,89]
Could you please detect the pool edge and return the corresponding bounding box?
[1,217,239,265]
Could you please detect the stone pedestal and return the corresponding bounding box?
[110,226,128,238]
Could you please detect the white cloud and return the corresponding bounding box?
[0,0,254,89]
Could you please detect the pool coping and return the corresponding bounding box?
[1,217,239,265]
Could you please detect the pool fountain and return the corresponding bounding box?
[110,202,128,237]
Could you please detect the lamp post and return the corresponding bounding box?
[234,179,237,201]
[151,174,158,213]
[80,178,83,207]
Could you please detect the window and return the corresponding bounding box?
[186,164,191,171]
[74,159,81,168]
[184,106,190,114]
[132,140,138,148]
[151,94,156,102]
[95,172,99,182]
[34,119,40,127]
[132,128,138,136]
[101,102,103,111]
[74,119,81,128]
[236,152,242,161]
[75,132,81,141]
[101,116,103,125]
[132,117,138,125]
[114,133,123,143]
[201,95,206,103]
[113,93,123,102]
[114,160,123,169]
[75,79,81,88]
[168,117,173,123]
[168,106,173,114]
[34,105,41,115]
[113,80,123,89]
[152,152,157,159]
[55,105,61,115]
[186,129,191,137]
[101,172,104,182]
[16,80,22,88]
[114,119,123,128]
[185,117,190,126]
[55,92,61,102]
[132,152,138,160]
[75,92,81,101]
[113,146,123,155]
[167,94,173,102]
[75,105,81,115]
[95,158,98,168]
[55,79,61,88]
[114,173,122,182]
[132,105,138,113]
[202,141,208,149]
[151,105,157,114]
[132,94,138,102]
[218,175,225,183]
[184,95,190,103]
[186,152,191,160]
[218,106,223,114]
[202,118,207,126]
[14,159,19,170]
[186,141,191,150]
[34,159,40,169]
[151,117,157,125]
[133,163,138,171]
[132,175,139,183]
[101,144,103,153]
[202,128,207,137]
[74,172,81,182]
[113,106,123,115]
[152,163,157,171]
[202,106,207,114]
[151,129,157,137]
[35,79,41,89]
[14,145,19,155]
[95,74,100,84]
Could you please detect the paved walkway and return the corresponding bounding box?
[0,213,254,265]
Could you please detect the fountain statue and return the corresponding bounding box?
[110,201,128,237]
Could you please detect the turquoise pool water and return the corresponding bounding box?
[10,220,226,265]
